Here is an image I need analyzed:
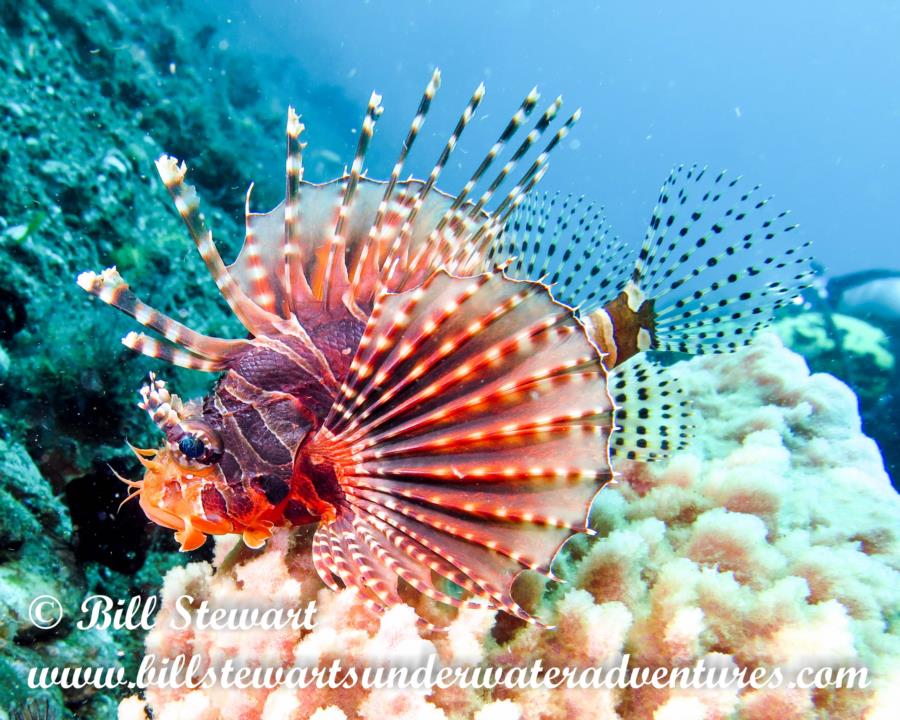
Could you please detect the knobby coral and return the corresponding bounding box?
[118,335,899,720]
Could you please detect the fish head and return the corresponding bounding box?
[126,371,320,552]
[128,442,231,552]
[123,374,254,552]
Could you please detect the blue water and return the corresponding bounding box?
[201,0,900,277]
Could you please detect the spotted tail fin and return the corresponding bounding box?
[493,164,813,367]
[606,164,814,362]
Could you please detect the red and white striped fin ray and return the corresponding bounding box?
[315,513,497,616]
[334,289,591,450]
[284,107,310,315]
[233,83,490,324]
[350,70,441,303]
[311,528,343,592]
[154,156,279,337]
[452,158,555,276]
[121,332,228,371]
[407,91,558,278]
[76,267,247,364]
[325,272,495,436]
[223,78,577,330]
[466,95,561,222]
[322,92,384,312]
[443,108,580,276]
[304,270,613,623]
[242,184,279,315]
[380,83,486,292]
[342,492,535,621]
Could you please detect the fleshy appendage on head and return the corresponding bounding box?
[137,372,223,464]
[118,373,278,552]
[120,443,228,552]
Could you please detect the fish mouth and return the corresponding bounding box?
[117,443,233,551]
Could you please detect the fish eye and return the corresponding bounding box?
[175,419,223,464]
[179,434,206,460]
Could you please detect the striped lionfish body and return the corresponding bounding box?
[78,70,812,625]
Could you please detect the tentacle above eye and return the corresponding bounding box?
[138,373,222,464]
[138,372,188,436]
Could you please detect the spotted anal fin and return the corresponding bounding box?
[609,355,691,462]
[301,269,614,625]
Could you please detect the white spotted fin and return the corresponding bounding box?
[489,191,634,312]
[608,355,692,462]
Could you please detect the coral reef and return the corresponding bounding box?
[1,2,896,718]
[0,432,117,719]
[0,0,276,482]
[0,0,358,484]
[123,335,900,720]
[774,310,900,485]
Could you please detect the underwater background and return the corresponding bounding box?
[0,1,898,718]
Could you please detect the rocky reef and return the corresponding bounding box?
[774,312,894,404]
[120,336,900,720]
[0,0,353,717]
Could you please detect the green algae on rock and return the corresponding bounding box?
[0,434,106,720]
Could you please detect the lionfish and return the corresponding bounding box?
[78,70,811,625]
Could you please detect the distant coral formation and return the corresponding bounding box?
[774,311,894,402]
[774,309,900,485]
[120,336,900,720]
